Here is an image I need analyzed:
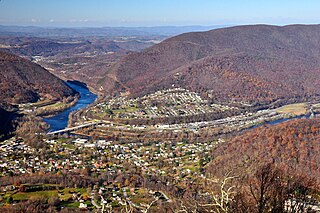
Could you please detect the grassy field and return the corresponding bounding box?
[312,103,320,108]
[38,102,64,111]
[130,188,154,204]
[5,186,87,202]
[19,100,55,108]
[12,190,58,201]
[1,185,92,210]
[65,201,80,208]
[276,103,307,115]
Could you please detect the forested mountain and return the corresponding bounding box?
[0,51,76,104]
[0,103,18,139]
[207,118,320,184]
[102,25,320,103]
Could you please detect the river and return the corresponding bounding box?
[245,114,312,131]
[43,81,97,132]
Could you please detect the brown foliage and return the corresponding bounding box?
[207,118,320,185]
[230,164,318,213]
[104,25,320,104]
[0,51,76,104]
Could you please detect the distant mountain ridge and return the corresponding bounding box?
[0,25,225,37]
[102,24,320,104]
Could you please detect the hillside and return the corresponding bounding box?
[0,103,18,140]
[0,51,76,104]
[5,39,124,57]
[206,118,320,183]
[0,36,160,94]
[102,24,320,103]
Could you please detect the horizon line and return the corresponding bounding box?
[1,23,320,29]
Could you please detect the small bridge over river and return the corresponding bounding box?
[47,121,102,135]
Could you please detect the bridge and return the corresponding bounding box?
[47,121,102,135]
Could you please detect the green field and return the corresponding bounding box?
[12,190,58,201]
[4,186,87,205]
[20,100,55,108]
[38,101,65,111]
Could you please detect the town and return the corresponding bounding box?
[0,131,215,211]
[91,88,236,120]
[1,87,320,212]
[65,88,318,143]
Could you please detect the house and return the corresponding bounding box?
[84,143,96,148]
[79,202,88,209]
[73,138,88,145]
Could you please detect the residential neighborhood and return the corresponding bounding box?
[0,134,215,211]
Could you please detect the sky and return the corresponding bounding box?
[0,0,320,27]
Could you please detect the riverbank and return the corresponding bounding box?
[68,98,319,143]
[36,95,79,117]
[44,81,97,132]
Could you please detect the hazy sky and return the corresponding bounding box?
[0,0,320,27]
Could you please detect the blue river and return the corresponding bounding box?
[43,81,97,132]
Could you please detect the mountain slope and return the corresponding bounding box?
[206,118,320,183]
[0,103,19,140]
[0,51,76,104]
[102,24,320,103]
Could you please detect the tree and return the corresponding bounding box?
[199,172,237,213]
[248,163,283,213]
[48,195,60,206]
[6,196,13,204]
[124,178,130,187]
[19,184,26,192]
[232,163,318,213]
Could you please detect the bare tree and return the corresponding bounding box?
[248,164,281,213]
[141,197,159,213]
[176,201,198,213]
[244,163,317,213]
[199,172,237,213]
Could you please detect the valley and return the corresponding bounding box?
[1,24,320,212]
[65,87,318,143]
[0,35,159,95]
